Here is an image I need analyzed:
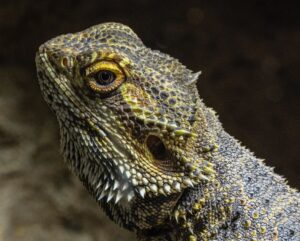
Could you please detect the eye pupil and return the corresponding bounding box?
[96,70,115,85]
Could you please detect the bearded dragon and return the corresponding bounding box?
[35,22,300,241]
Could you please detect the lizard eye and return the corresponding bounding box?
[95,70,116,86]
[84,60,125,94]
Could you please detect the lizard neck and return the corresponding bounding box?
[170,107,281,240]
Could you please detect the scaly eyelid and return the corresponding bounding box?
[76,50,133,75]
[85,60,124,76]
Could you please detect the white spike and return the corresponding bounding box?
[122,183,129,191]
[173,182,181,191]
[127,191,135,202]
[98,190,106,200]
[163,184,171,194]
[183,178,194,187]
[198,173,210,181]
[113,180,120,190]
[107,190,115,202]
[150,184,158,193]
[119,166,124,174]
[113,159,118,166]
[104,182,110,191]
[115,191,123,204]
[159,188,166,196]
[186,71,201,85]
[174,210,179,223]
[139,187,146,198]
[96,180,102,189]
[125,171,131,179]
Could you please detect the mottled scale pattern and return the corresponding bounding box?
[36,22,300,241]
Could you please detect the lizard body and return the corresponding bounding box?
[36,22,300,241]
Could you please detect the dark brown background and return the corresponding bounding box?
[0,1,299,240]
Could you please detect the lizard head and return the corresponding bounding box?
[36,23,215,206]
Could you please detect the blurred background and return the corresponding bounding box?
[0,0,299,240]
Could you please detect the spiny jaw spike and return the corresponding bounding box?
[183,178,194,187]
[113,180,120,190]
[198,173,210,181]
[150,184,158,193]
[96,180,102,189]
[115,190,123,204]
[119,166,124,174]
[125,171,131,179]
[138,187,146,198]
[107,189,115,202]
[159,188,167,196]
[127,191,135,202]
[173,182,181,191]
[122,183,129,191]
[163,184,171,194]
[104,182,110,191]
[98,189,106,200]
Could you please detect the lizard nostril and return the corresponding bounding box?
[146,135,168,161]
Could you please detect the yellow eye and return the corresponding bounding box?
[84,60,125,94]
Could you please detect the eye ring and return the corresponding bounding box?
[84,60,126,94]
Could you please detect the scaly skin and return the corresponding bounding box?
[36,23,300,241]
